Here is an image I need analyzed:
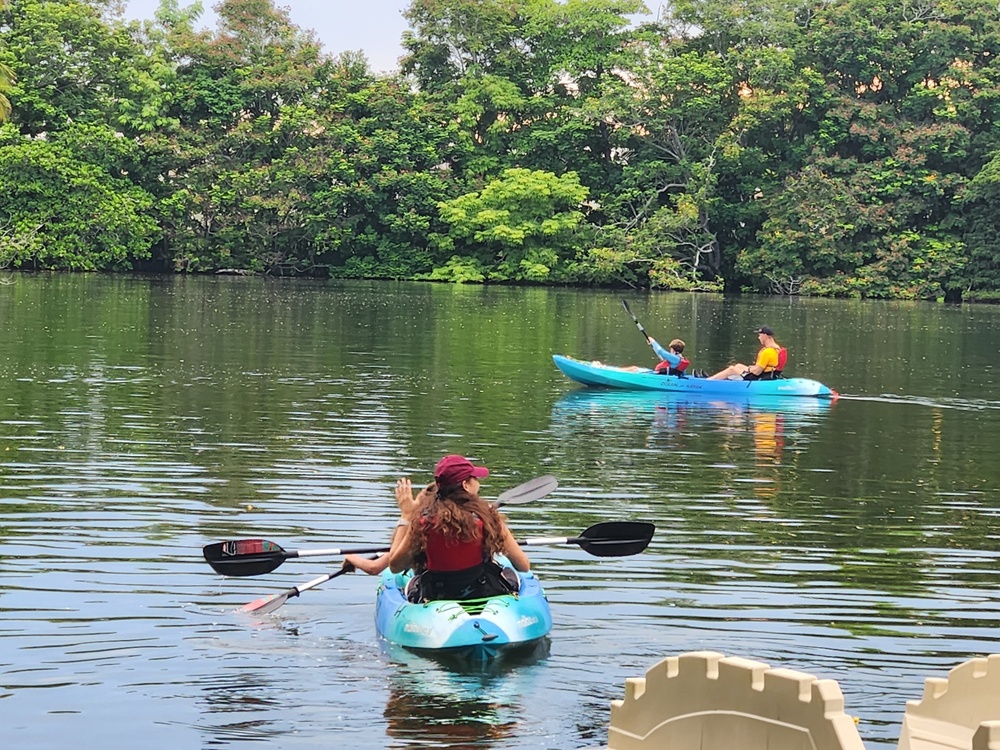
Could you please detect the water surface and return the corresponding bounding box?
[2,276,1000,748]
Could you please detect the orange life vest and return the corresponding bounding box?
[655,357,690,376]
[775,347,787,376]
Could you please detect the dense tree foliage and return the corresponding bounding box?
[3,0,1000,300]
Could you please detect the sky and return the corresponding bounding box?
[123,0,411,73]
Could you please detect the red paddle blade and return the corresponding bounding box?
[241,591,291,614]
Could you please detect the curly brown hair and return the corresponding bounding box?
[406,481,507,569]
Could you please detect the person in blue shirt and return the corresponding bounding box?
[618,337,694,375]
[649,338,690,375]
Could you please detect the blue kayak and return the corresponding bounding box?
[553,354,835,398]
[375,557,552,663]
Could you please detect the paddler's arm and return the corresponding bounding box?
[343,525,404,576]
[746,347,778,376]
[387,523,414,573]
[343,553,389,575]
[501,526,530,572]
[649,338,680,367]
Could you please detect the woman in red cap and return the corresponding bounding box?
[387,455,530,602]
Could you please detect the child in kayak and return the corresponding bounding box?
[388,455,530,602]
[613,337,706,377]
[649,337,691,376]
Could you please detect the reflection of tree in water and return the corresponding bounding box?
[383,643,548,749]
[385,683,518,749]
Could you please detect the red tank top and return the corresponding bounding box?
[422,517,486,571]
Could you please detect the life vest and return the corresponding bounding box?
[761,347,787,379]
[774,347,787,377]
[654,357,690,376]
[422,517,486,572]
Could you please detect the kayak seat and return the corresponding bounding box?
[409,561,519,603]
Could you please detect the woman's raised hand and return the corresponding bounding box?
[395,477,413,508]
[395,477,419,518]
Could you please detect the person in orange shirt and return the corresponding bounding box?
[709,326,781,381]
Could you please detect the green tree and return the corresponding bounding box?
[432,167,588,282]
[958,152,1000,300]
[151,0,330,271]
[0,0,164,268]
[307,65,457,279]
[0,123,160,269]
[2,0,168,135]
[402,0,648,185]
[592,48,737,284]
[0,0,11,121]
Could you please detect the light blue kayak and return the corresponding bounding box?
[553,354,836,398]
[375,556,553,663]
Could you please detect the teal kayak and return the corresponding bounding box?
[553,354,836,398]
[375,556,552,663]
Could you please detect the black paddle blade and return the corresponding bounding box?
[203,539,289,577]
[577,521,655,557]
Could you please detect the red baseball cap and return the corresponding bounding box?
[434,455,489,486]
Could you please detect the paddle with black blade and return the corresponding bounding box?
[521,520,655,557]
[203,475,559,578]
[241,520,656,615]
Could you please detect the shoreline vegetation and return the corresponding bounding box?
[2,0,1000,301]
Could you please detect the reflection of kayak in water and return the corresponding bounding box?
[383,640,549,747]
[379,635,551,678]
[552,386,835,418]
[553,355,836,398]
[375,555,552,665]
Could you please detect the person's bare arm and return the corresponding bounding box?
[342,553,391,576]
[388,523,414,573]
[501,526,530,572]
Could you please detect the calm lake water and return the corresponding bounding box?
[2,275,1000,749]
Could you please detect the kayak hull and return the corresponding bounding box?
[375,560,553,664]
[553,354,835,398]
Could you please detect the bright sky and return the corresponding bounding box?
[123,0,410,73]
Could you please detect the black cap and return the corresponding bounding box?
[753,326,774,336]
